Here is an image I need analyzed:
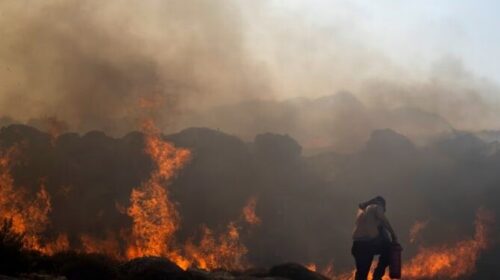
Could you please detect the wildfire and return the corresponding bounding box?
[305,261,336,279]
[125,125,191,260]
[184,222,248,270]
[306,263,317,272]
[0,146,68,254]
[124,120,255,271]
[333,208,494,280]
[243,196,261,226]
[0,130,494,278]
[80,231,121,258]
[403,208,494,279]
[409,220,429,244]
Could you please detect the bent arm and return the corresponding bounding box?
[376,207,398,242]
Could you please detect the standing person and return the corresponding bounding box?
[351,196,398,280]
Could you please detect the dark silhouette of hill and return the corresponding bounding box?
[0,124,499,278]
[181,92,454,153]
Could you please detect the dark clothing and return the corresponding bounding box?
[351,238,390,280]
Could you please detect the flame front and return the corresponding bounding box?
[333,208,494,280]
[409,220,428,244]
[126,128,191,260]
[0,146,68,254]
[184,222,248,270]
[123,121,253,270]
[243,196,261,226]
[7,121,492,278]
[403,208,494,279]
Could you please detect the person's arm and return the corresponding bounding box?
[376,206,398,243]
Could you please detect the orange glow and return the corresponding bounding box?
[409,220,428,244]
[0,136,494,278]
[243,196,261,225]
[80,232,122,259]
[126,125,191,260]
[184,222,248,271]
[41,233,70,255]
[335,208,494,280]
[0,146,68,254]
[321,261,335,279]
[125,120,251,271]
[403,208,494,279]
[306,263,317,272]
[305,261,336,279]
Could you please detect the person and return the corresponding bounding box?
[351,196,398,280]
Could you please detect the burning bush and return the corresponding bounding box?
[0,219,27,275]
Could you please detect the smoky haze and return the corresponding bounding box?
[1,1,500,153]
[0,123,499,279]
[0,0,269,135]
[0,2,500,279]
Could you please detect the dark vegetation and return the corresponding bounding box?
[0,124,499,279]
[0,221,326,280]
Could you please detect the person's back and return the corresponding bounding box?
[352,204,383,241]
[350,196,398,280]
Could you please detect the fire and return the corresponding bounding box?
[306,263,317,272]
[80,232,121,258]
[184,222,248,270]
[403,208,494,279]
[0,146,68,254]
[305,261,336,279]
[126,127,191,260]
[322,262,335,279]
[243,196,261,226]
[0,117,275,273]
[0,123,493,278]
[334,208,494,280]
[125,120,253,271]
[409,220,428,244]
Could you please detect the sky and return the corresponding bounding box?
[268,0,500,84]
[1,0,499,134]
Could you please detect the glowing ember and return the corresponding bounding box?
[334,208,494,280]
[306,263,317,272]
[409,220,429,244]
[403,208,494,279]
[125,120,253,271]
[243,196,261,225]
[184,222,248,270]
[0,146,68,254]
[80,232,121,259]
[126,127,191,260]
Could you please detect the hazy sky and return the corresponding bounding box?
[268,0,499,84]
[1,0,499,134]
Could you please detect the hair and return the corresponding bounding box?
[359,196,386,210]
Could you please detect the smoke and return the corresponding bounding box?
[0,0,269,135]
[1,0,500,152]
[1,2,500,278]
[0,123,499,278]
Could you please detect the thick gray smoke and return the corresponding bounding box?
[0,0,268,134]
[1,1,499,153]
[1,2,500,279]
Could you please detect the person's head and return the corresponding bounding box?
[359,196,386,211]
[373,196,386,211]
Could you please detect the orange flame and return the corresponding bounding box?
[403,208,494,279]
[409,220,429,244]
[80,232,122,258]
[306,263,317,272]
[126,128,191,260]
[243,196,261,226]
[335,208,494,280]
[184,222,248,270]
[125,120,251,271]
[0,146,68,254]
[305,261,335,279]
